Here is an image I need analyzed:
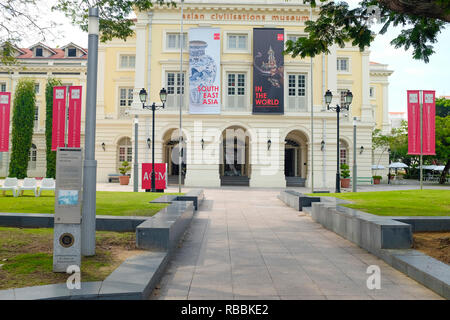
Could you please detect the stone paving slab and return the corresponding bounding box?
[150,189,444,300]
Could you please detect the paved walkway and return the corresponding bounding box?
[150,189,443,300]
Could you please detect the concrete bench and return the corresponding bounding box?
[278,190,321,211]
[136,201,194,251]
[311,202,412,253]
[149,189,205,211]
[177,189,205,211]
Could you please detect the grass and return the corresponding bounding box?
[0,227,142,290]
[308,189,450,216]
[0,191,181,216]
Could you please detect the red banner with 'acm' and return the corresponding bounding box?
[0,92,11,152]
[52,86,67,151]
[142,163,167,190]
[68,86,82,148]
[407,90,436,155]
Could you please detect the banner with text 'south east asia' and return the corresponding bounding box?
[253,28,285,114]
[189,28,221,114]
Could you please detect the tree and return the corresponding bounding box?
[45,78,62,179]
[436,97,450,117]
[9,79,36,179]
[285,0,450,63]
[0,0,57,64]
[435,116,450,184]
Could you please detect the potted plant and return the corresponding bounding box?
[340,163,351,188]
[372,175,382,184]
[118,161,131,185]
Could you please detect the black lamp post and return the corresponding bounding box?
[324,89,353,193]
[140,88,167,192]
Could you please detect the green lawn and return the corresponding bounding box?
[309,189,450,216]
[0,191,180,216]
[0,227,141,289]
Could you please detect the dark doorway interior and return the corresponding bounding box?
[285,148,295,177]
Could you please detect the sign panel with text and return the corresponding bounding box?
[0,92,11,152]
[52,86,67,151]
[142,163,167,190]
[253,28,284,114]
[189,28,221,114]
[53,147,82,272]
[68,86,82,148]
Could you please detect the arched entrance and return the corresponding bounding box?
[284,130,308,187]
[219,126,251,186]
[162,129,186,185]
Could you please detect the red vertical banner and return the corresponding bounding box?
[422,90,436,155]
[0,92,11,152]
[52,86,67,151]
[407,90,420,155]
[68,86,82,148]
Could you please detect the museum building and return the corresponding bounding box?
[0,0,393,189]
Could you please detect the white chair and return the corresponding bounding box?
[0,178,19,197]
[38,178,55,196]
[18,178,38,197]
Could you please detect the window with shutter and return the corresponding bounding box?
[287,74,307,111]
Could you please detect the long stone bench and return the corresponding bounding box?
[311,202,412,251]
[278,190,321,211]
[0,213,147,232]
[149,189,205,211]
[136,201,194,251]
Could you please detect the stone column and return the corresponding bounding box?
[132,12,150,109]
[361,50,372,121]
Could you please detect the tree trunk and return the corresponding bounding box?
[439,160,450,184]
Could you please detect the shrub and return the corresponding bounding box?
[372,175,382,180]
[45,78,62,178]
[119,161,131,175]
[340,163,350,178]
[9,79,36,179]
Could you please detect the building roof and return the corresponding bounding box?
[14,43,88,60]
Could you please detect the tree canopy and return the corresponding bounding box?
[285,0,449,63]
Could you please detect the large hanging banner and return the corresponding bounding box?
[189,28,221,114]
[407,90,436,155]
[422,90,436,155]
[68,86,82,148]
[0,92,11,152]
[253,28,284,114]
[407,90,420,155]
[52,86,67,151]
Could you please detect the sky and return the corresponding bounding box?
[20,0,450,114]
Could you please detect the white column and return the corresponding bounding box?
[327,45,338,104]
[249,137,286,188]
[132,12,150,109]
[96,47,105,120]
[382,84,390,133]
[361,50,372,121]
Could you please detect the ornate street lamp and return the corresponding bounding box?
[324,89,353,193]
[141,88,167,192]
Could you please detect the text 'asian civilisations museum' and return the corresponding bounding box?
[0,0,394,189]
